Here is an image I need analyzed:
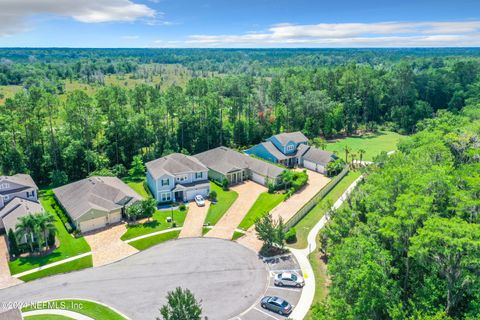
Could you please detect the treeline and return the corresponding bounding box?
[314,106,480,319]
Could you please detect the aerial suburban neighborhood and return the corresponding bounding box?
[0,1,480,320]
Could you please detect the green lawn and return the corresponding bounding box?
[237,192,285,231]
[120,208,186,241]
[290,170,362,249]
[232,231,245,241]
[19,256,92,282]
[325,131,403,161]
[204,183,238,225]
[9,190,91,275]
[128,230,180,250]
[23,299,127,320]
[124,178,151,199]
[25,315,73,320]
[306,236,329,319]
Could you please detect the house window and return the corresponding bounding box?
[0,183,9,190]
[195,172,203,179]
[161,179,170,186]
[286,145,295,152]
[4,195,9,201]
[176,175,187,182]
[160,192,171,202]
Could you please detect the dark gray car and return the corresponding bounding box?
[260,296,292,316]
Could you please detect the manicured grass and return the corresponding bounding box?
[19,256,92,282]
[290,170,362,249]
[25,315,73,320]
[325,131,403,161]
[232,231,245,241]
[237,192,285,231]
[128,230,180,250]
[202,227,211,236]
[306,236,329,319]
[23,299,127,320]
[9,190,91,275]
[204,183,238,226]
[124,178,151,199]
[120,208,187,241]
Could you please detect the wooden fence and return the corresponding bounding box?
[284,166,349,230]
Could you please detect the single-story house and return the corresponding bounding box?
[53,176,143,233]
[146,153,210,203]
[194,146,285,186]
[245,131,337,174]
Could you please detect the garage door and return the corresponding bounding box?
[186,188,209,201]
[250,172,266,185]
[108,211,122,224]
[303,160,317,171]
[79,216,107,233]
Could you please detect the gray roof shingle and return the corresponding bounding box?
[303,147,336,165]
[0,174,38,196]
[194,147,285,179]
[53,176,142,220]
[146,153,208,180]
[0,198,44,232]
[271,131,308,146]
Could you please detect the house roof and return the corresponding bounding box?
[260,141,291,161]
[194,147,285,179]
[0,174,38,195]
[303,147,337,165]
[296,144,310,157]
[146,153,208,180]
[53,176,142,221]
[172,180,210,192]
[0,197,44,232]
[271,131,308,146]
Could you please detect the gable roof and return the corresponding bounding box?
[0,197,44,232]
[271,131,308,146]
[303,147,337,165]
[0,174,38,195]
[146,153,208,180]
[296,143,310,157]
[194,146,285,179]
[260,141,290,161]
[53,176,142,220]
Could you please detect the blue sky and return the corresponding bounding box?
[0,0,479,47]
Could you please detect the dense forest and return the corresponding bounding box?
[316,105,480,320]
[1,48,480,188]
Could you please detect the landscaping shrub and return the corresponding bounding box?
[209,190,217,202]
[179,203,186,211]
[64,222,73,233]
[267,182,275,193]
[47,230,56,248]
[51,201,75,233]
[7,228,19,258]
[221,178,229,191]
[285,228,297,244]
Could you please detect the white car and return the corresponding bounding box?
[274,272,305,288]
[194,195,205,207]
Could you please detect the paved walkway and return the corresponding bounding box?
[206,181,266,240]
[84,224,138,267]
[288,175,364,320]
[179,201,210,238]
[0,236,22,289]
[237,170,330,252]
[23,309,94,320]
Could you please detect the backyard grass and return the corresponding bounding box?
[19,256,92,282]
[124,178,151,199]
[237,192,285,231]
[204,183,238,226]
[23,299,127,320]
[9,190,91,275]
[325,131,403,161]
[290,170,362,249]
[128,230,180,250]
[120,208,187,241]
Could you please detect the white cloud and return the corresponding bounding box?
[0,0,156,36]
[185,20,480,48]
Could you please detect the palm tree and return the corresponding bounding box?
[358,149,366,164]
[35,212,57,251]
[350,153,357,169]
[16,214,36,253]
[343,145,351,163]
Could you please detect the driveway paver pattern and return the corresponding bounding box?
[179,201,210,238]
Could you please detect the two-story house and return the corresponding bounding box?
[0,174,38,209]
[146,153,210,203]
[245,132,337,174]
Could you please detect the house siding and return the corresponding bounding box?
[245,144,279,163]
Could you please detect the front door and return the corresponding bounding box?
[174,191,184,202]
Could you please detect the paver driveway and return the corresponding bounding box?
[83,224,138,267]
[0,236,22,289]
[179,201,210,238]
[206,181,266,240]
[238,170,330,252]
[0,238,268,320]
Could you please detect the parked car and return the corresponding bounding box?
[194,195,205,207]
[274,271,305,288]
[260,296,292,316]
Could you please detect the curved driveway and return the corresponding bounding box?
[0,238,268,320]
